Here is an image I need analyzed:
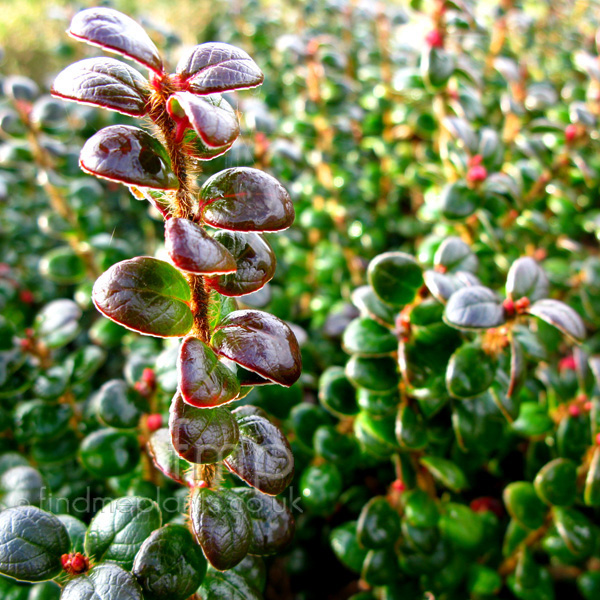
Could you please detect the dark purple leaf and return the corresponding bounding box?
[528,299,586,343]
[234,487,295,555]
[177,337,240,408]
[52,58,149,117]
[92,256,193,337]
[169,391,239,463]
[200,167,294,232]
[190,487,251,570]
[224,406,294,496]
[80,125,178,190]
[168,92,239,149]
[165,218,236,275]
[69,7,163,74]
[147,428,194,485]
[205,232,275,297]
[211,310,302,387]
[176,42,263,94]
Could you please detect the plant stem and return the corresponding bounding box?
[150,85,211,343]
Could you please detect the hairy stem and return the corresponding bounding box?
[150,83,210,343]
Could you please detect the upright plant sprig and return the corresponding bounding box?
[49,6,302,584]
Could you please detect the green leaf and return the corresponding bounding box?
[51,58,150,117]
[403,489,439,528]
[396,404,427,450]
[224,406,294,495]
[423,270,480,304]
[439,503,485,551]
[362,548,399,587]
[552,507,594,560]
[357,496,401,549]
[0,466,44,508]
[0,506,69,582]
[132,524,207,600]
[420,456,468,492]
[444,285,506,330]
[169,392,239,463]
[61,564,143,600]
[95,379,147,429]
[534,459,577,506]
[92,257,193,338]
[177,337,240,408]
[80,429,140,478]
[211,310,301,387]
[440,182,478,220]
[506,257,549,302]
[318,366,359,416]
[165,218,236,276]
[422,47,455,88]
[367,252,423,307]
[35,299,81,349]
[512,402,554,437]
[190,487,251,570]
[433,236,478,273]
[446,343,496,398]
[14,400,72,443]
[57,515,87,554]
[300,463,343,515]
[528,299,586,343]
[198,568,262,600]
[39,246,86,285]
[346,356,399,392]
[351,285,396,326]
[85,496,161,570]
[342,317,397,356]
[200,167,294,232]
[233,487,295,555]
[584,446,600,507]
[504,482,547,530]
[330,521,368,573]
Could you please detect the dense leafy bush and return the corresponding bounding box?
[2,1,600,599]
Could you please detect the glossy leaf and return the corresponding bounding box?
[396,404,427,450]
[191,487,251,570]
[92,257,193,338]
[553,507,594,560]
[85,497,161,570]
[420,456,468,492]
[367,252,423,307]
[300,463,343,515]
[423,270,480,304]
[205,232,276,297]
[132,524,207,600]
[52,58,149,117]
[504,482,547,530]
[200,167,294,232]
[441,181,478,219]
[330,522,368,573]
[234,487,295,555]
[446,343,496,398]
[528,299,586,343]
[346,355,399,392]
[164,218,236,275]
[357,496,401,549]
[318,366,359,416]
[169,92,239,149]
[177,337,240,408]
[434,237,478,273]
[351,285,396,326]
[176,42,264,94]
[198,569,262,600]
[342,317,397,356]
[35,299,81,349]
[80,125,178,190]
[211,310,301,387]
[96,379,147,429]
[79,429,140,477]
[534,458,577,506]
[169,392,239,463]
[61,564,143,600]
[584,446,600,507]
[444,285,506,329]
[0,506,69,582]
[69,7,163,73]
[148,428,193,485]
[506,257,549,302]
[224,406,294,495]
